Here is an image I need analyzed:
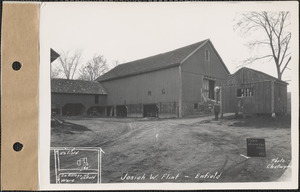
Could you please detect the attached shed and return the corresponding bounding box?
[221,67,288,115]
[51,79,107,116]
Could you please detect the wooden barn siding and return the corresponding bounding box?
[51,93,107,112]
[101,67,180,106]
[127,103,143,118]
[274,82,287,113]
[240,68,270,83]
[159,102,177,118]
[223,68,273,86]
[221,85,238,113]
[222,81,272,114]
[287,92,291,114]
[126,102,178,118]
[181,42,229,116]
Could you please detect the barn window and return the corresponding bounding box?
[148,91,151,96]
[95,95,99,104]
[205,49,210,61]
[237,88,254,97]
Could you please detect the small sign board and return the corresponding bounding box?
[247,138,266,157]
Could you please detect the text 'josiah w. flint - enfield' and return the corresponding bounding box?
[120,172,223,181]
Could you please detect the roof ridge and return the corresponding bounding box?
[52,78,98,83]
[115,39,209,67]
[240,67,287,83]
[51,78,107,94]
[96,39,209,82]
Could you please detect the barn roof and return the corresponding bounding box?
[96,39,229,82]
[222,67,288,86]
[51,78,107,94]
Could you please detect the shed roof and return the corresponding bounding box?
[51,78,107,94]
[222,67,288,86]
[96,39,229,82]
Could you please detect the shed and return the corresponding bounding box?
[221,67,288,115]
[51,79,107,116]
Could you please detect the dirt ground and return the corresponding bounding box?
[50,114,291,183]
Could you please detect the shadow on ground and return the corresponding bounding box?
[51,121,91,135]
[228,115,291,128]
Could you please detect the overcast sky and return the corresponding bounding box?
[41,2,296,81]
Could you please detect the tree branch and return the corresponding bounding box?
[281,56,291,75]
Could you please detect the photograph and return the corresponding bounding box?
[38,2,298,189]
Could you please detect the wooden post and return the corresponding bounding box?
[220,87,223,119]
[113,106,117,117]
[178,65,183,118]
[271,81,275,114]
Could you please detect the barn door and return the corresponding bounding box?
[209,80,215,100]
[143,104,159,117]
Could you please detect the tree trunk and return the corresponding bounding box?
[276,65,282,80]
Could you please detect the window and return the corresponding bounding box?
[95,95,99,104]
[148,91,151,96]
[162,89,165,94]
[205,49,210,61]
[237,88,254,97]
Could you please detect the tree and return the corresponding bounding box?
[78,55,108,81]
[112,59,121,68]
[57,50,82,79]
[50,67,61,79]
[235,11,291,80]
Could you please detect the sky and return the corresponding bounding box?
[41,2,296,82]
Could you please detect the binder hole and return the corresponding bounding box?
[13,142,23,152]
[12,61,22,71]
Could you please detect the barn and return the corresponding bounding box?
[96,39,230,118]
[221,67,288,115]
[51,79,107,116]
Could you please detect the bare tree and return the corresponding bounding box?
[50,67,61,79]
[57,50,82,79]
[112,59,120,68]
[78,55,108,81]
[234,11,291,80]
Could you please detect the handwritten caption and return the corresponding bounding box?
[267,157,290,169]
[120,172,223,181]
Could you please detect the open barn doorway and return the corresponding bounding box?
[62,103,85,116]
[116,105,127,117]
[143,104,159,117]
[87,106,106,116]
[106,106,113,117]
[203,78,215,100]
[209,80,215,99]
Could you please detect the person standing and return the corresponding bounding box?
[214,101,220,120]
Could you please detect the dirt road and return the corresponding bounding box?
[51,115,291,183]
